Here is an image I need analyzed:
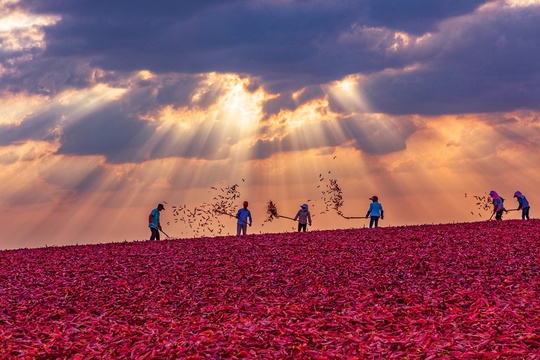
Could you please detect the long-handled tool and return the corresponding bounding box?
[265,200,296,222]
[160,229,171,238]
[217,211,236,218]
[339,213,370,220]
[489,208,518,220]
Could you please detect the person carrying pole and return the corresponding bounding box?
[236,201,253,235]
[293,204,312,232]
[365,196,384,228]
[149,203,165,240]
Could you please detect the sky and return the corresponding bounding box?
[1,0,539,249]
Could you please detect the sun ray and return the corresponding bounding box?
[325,75,371,114]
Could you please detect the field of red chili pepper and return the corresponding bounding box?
[2,220,540,358]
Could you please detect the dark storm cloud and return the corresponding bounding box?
[11,0,492,95]
[155,76,201,108]
[55,107,155,163]
[0,72,245,163]
[365,0,487,34]
[4,0,538,164]
[362,5,540,115]
[53,72,254,163]
[55,104,239,163]
[0,107,61,145]
[0,57,96,95]
[250,115,417,159]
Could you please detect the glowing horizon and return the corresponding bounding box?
[2,73,536,249]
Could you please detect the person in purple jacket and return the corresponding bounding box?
[489,190,506,220]
[514,191,530,220]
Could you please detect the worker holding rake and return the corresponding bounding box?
[489,190,506,220]
[293,204,312,232]
[365,196,384,228]
[149,203,165,240]
[236,201,253,235]
[514,191,530,220]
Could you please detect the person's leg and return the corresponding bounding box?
[496,211,503,220]
[373,216,379,228]
[301,223,307,232]
[150,228,159,240]
[369,217,374,228]
[237,224,241,236]
[298,223,302,232]
[524,207,530,220]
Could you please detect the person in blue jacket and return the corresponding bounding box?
[365,196,384,228]
[148,203,165,240]
[514,191,530,220]
[236,201,253,235]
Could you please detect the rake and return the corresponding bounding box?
[160,229,171,238]
[339,213,371,220]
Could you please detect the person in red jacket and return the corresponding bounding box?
[148,203,165,240]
